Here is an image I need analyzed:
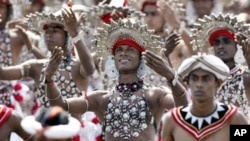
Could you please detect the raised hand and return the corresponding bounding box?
[157,0,181,30]
[236,33,250,64]
[15,25,33,51]
[142,50,174,79]
[7,20,26,29]
[45,47,64,81]
[163,33,181,57]
[61,6,79,37]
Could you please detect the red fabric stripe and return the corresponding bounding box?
[112,39,145,55]
[0,105,12,127]
[101,13,112,24]
[141,1,157,12]
[209,29,235,46]
[43,23,64,30]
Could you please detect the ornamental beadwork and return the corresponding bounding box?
[104,55,119,79]
[0,28,34,107]
[83,4,145,28]
[24,11,64,32]
[180,103,229,130]
[191,13,250,53]
[215,64,250,118]
[0,84,14,106]
[116,80,143,93]
[172,103,237,140]
[38,57,82,107]
[103,84,154,139]
[0,29,12,66]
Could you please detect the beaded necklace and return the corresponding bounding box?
[103,80,154,140]
[115,80,143,93]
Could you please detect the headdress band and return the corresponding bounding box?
[209,29,235,46]
[112,39,145,54]
[43,23,64,30]
[141,2,157,12]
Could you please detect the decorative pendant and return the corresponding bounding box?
[103,83,154,139]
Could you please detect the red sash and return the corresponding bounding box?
[171,103,237,140]
[0,105,13,127]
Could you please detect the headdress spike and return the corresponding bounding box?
[191,13,250,52]
[92,18,163,60]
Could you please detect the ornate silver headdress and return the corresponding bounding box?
[92,18,164,79]
[191,13,250,53]
[83,4,145,28]
[24,10,76,56]
[24,11,64,32]
[92,18,164,61]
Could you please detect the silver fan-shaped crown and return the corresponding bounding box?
[24,11,64,32]
[92,18,164,61]
[191,13,250,53]
[83,4,145,28]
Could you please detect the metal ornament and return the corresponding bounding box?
[191,13,250,53]
[92,18,164,61]
[104,55,119,79]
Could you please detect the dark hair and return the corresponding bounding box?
[7,4,12,21]
[35,107,69,127]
